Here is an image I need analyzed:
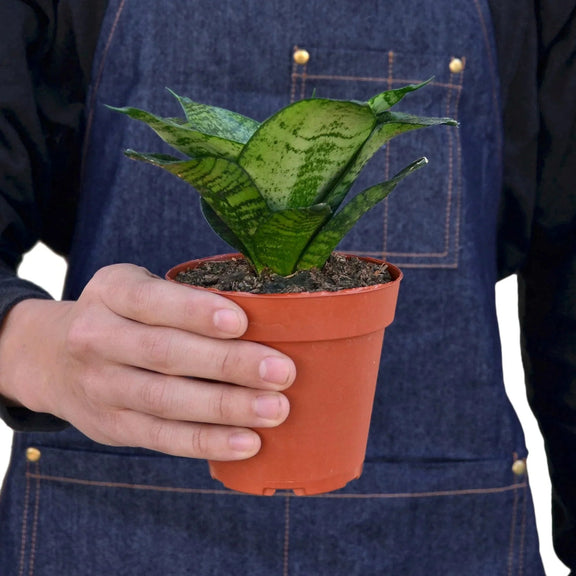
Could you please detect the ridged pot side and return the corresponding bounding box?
[166,254,402,495]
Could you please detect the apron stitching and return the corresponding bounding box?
[381,249,451,257]
[381,252,450,258]
[518,482,528,576]
[289,45,309,103]
[451,57,465,268]
[507,478,520,576]
[382,50,394,256]
[17,461,31,576]
[443,68,456,262]
[348,259,459,269]
[283,495,291,576]
[349,251,459,261]
[291,74,462,91]
[312,483,526,499]
[471,0,503,156]
[290,47,299,104]
[383,261,458,269]
[25,474,236,494]
[25,472,527,498]
[299,61,308,101]
[27,463,41,576]
[81,0,127,184]
[387,51,395,86]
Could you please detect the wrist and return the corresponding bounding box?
[0,298,71,414]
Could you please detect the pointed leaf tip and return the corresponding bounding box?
[368,77,435,115]
[165,87,260,144]
[297,157,428,270]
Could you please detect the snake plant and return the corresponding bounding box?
[109,80,457,276]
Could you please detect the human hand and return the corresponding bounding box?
[0,264,295,460]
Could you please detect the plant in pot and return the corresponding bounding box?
[109,79,457,495]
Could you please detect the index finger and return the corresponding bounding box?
[91,264,248,338]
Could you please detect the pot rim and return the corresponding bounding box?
[165,252,403,299]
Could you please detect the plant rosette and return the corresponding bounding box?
[112,80,456,495]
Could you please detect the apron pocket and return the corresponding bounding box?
[289,459,543,575]
[289,44,464,269]
[3,443,544,575]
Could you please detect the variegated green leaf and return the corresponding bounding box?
[297,158,429,270]
[166,88,260,143]
[164,159,270,239]
[124,150,182,164]
[320,111,458,212]
[379,110,459,129]
[238,98,376,211]
[108,105,243,159]
[368,78,433,115]
[250,205,332,275]
[125,150,270,263]
[200,198,250,256]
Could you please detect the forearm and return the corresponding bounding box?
[0,298,71,409]
[0,295,70,431]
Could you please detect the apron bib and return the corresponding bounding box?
[1,1,545,573]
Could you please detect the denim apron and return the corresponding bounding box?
[0,1,546,574]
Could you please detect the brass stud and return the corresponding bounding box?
[512,459,527,477]
[293,49,310,66]
[26,447,42,463]
[449,57,464,74]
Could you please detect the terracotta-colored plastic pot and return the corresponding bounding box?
[166,253,402,495]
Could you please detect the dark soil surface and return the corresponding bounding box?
[175,253,393,294]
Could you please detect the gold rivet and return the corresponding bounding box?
[512,459,527,476]
[293,49,310,65]
[449,57,464,74]
[26,447,42,463]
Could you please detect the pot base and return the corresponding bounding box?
[209,463,363,496]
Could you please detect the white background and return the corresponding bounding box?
[0,244,570,574]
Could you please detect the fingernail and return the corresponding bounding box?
[259,356,295,387]
[213,308,244,335]
[254,393,287,421]
[228,431,260,454]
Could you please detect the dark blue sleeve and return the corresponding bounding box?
[490,0,576,569]
[0,0,107,432]
[518,3,576,570]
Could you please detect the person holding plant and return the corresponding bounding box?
[0,1,574,575]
